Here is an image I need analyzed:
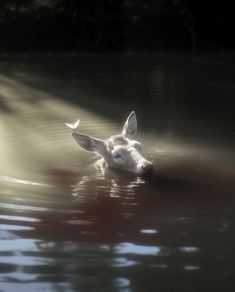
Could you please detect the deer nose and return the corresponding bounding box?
[141,162,153,173]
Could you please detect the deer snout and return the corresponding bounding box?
[139,161,153,174]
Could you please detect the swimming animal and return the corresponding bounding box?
[66,112,153,175]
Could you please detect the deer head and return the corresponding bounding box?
[69,112,153,175]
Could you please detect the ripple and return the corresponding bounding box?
[140,229,159,235]
[0,203,49,212]
[0,230,19,240]
[0,224,34,231]
[113,277,131,289]
[64,219,93,226]
[0,175,50,187]
[0,239,39,252]
[184,265,200,271]
[0,282,73,292]
[0,215,41,223]
[3,271,39,282]
[178,246,200,253]
[0,255,53,266]
[150,263,168,269]
[112,257,139,268]
[114,242,161,256]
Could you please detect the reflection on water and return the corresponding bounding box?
[0,53,235,291]
[114,242,161,256]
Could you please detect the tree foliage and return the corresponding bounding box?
[0,0,233,52]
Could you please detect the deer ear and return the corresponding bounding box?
[122,111,137,138]
[72,132,105,153]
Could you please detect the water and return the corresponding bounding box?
[0,53,235,292]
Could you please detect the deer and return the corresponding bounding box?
[66,111,153,175]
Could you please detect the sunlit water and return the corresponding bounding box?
[0,53,235,292]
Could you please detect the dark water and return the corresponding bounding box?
[0,53,235,292]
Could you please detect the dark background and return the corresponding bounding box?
[0,0,234,53]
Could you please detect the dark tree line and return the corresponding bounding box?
[0,0,234,52]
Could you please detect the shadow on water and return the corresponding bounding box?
[16,157,232,291]
[48,156,235,212]
[1,159,235,291]
[1,53,235,142]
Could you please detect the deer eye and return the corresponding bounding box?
[113,153,121,160]
[134,143,142,151]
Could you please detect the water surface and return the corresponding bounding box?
[0,53,235,292]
